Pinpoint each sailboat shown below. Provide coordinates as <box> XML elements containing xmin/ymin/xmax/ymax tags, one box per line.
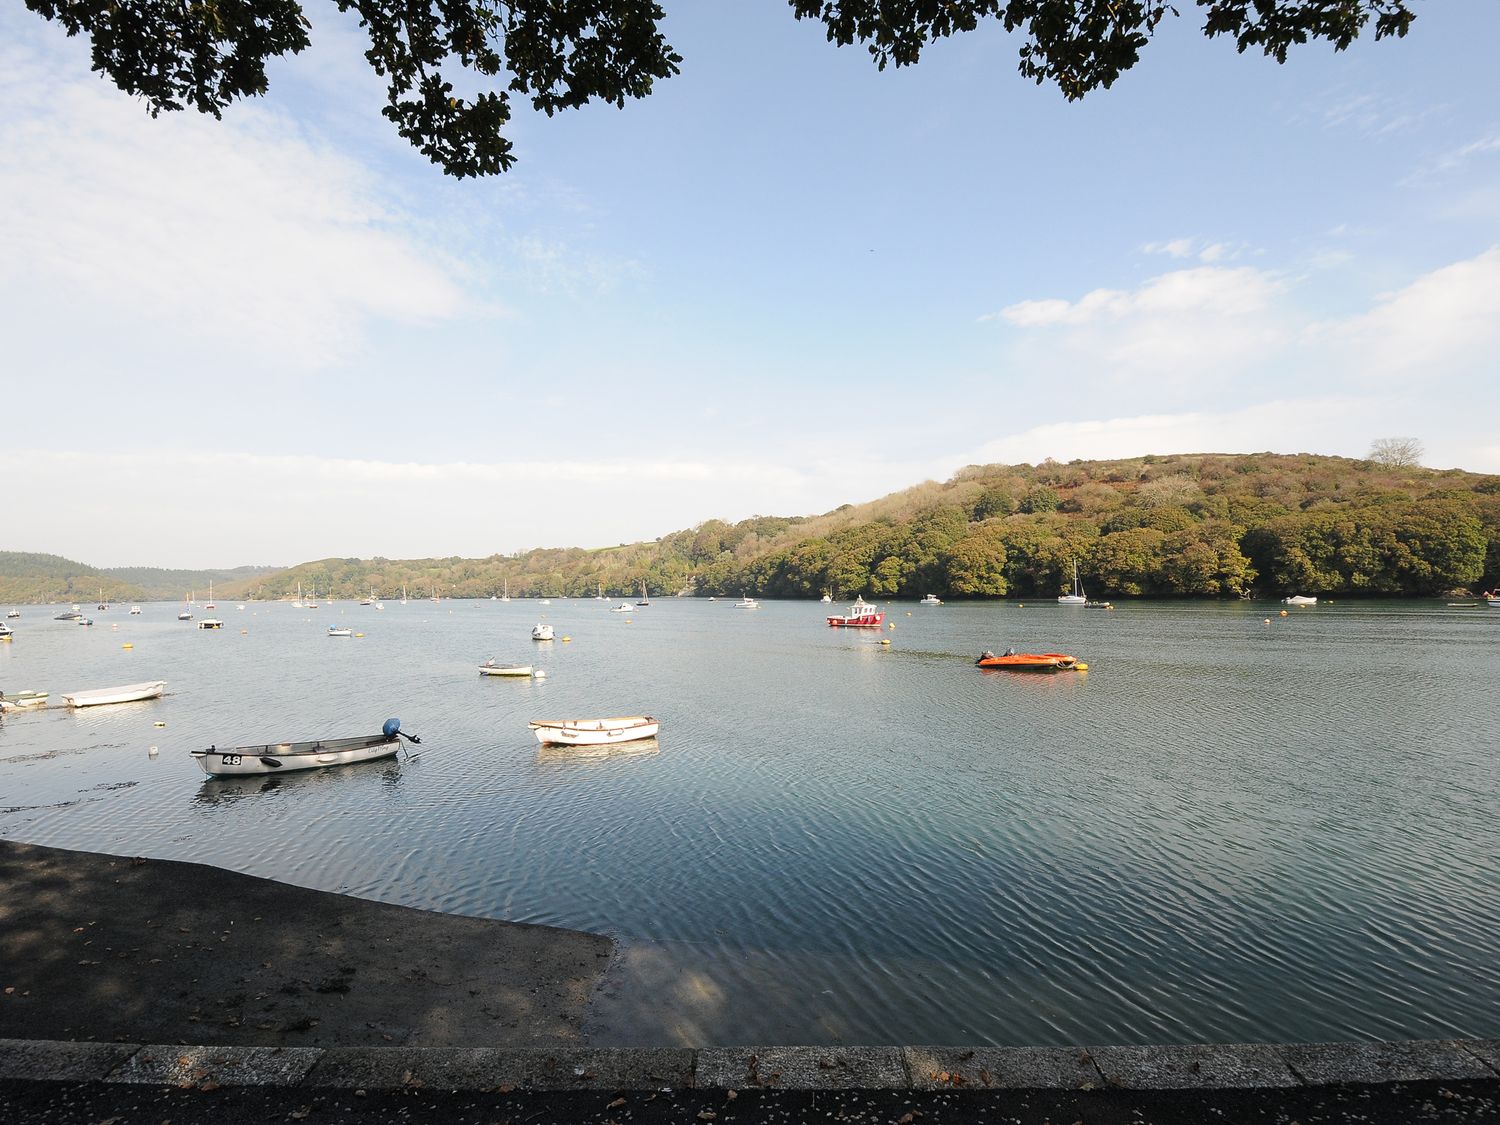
<box><xmin>401</xmin><ymin>584</ymin><xmax>408</xmax><ymax>605</ymax></box>
<box><xmin>596</xmin><ymin>582</ymin><xmax>605</xmax><ymax>600</ymax></box>
<box><xmin>292</xmin><ymin>582</ymin><xmax>305</xmax><ymax>609</ymax></box>
<box><xmin>205</xmin><ymin>581</ymin><xmax>215</xmax><ymax>610</ymax></box>
<box><xmin>97</xmin><ymin>585</ymin><xmax>109</xmax><ymax>610</ymax></box>
<box><xmin>1058</xmin><ymin>560</ymin><xmax>1087</xmax><ymax>605</ymax></box>
<box><xmin>637</xmin><ymin>579</ymin><xmax>650</xmax><ymax>607</ymax></box>
<box><xmin>501</xmin><ymin>579</ymin><xmax>510</xmax><ymax>603</ymax></box>
<box><xmin>178</xmin><ymin>592</ymin><xmax>193</xmax><ymax>621</ymax></box>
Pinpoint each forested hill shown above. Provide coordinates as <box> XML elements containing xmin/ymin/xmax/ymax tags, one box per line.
<box><xmin>223</xmin><ymin>452</ymin><xmax>1500</xmax><ymax>602</ymax></box>
<box><xmin>0</xmin><ymin>553</ymin><xmax>280</xmax><ymax>604</ymax></box>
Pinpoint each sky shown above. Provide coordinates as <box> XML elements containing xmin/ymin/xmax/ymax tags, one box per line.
<box><xmin>2</xmin><ymin>2</ymin><xmax>1497</xmax><ymax>569</ymax></box>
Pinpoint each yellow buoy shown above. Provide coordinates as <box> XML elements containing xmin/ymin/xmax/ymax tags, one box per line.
<box><xmin>122</xmin><ymin>642</ymin><xmax>133</xmax><ymax>649</ymax></box>
<box><xmin>354</xmin><ymin>632</ymin><xmax>364</xmax><ymax>637</ymax></box>
<box><xmin>241</xmin><ymin>629</ymin><xmax>248</xmax><ymax>634</ymax></box>
<box><xmin>1018</xmin><ymin>603</ymin><xmax>1024</xmax><ymax>608</ymax></box>
<box><xmin>562</xmin><ymin>636</ymin><xmax>572</xmax><ymax>642</ymax></box>
<box><xmin>1280</xmin><ymin>610</ymin><xmax>1288</xmax><ymax>617</ymax></box>
<box><xmin>906</xmin><ymin>612</ymin><xmax>912</xmax><ymax>616</ymax></box>
<box><xmin>1075</xmin><ymin>662</ymin><xmax>1088</xmax><ymax>671</ymax></box>
<box><xmin>880</xmin><ymin>638</ymin><xmax>891</xmax><ymax>645</ymax></box>
<box><xmin>153</xmin><ymin>721</ymin><xmax>166</xmax><ymax>728</ymax></box>
<box><xmin>888</xmin><ymin>622</ymin><xmax>895</xmax><ymax>629</ymax></box>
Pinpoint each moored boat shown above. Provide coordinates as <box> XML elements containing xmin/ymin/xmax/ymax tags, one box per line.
<box><xmin>197</xmin><ymin>618</ymin><xmax>224</xmax><ymax>629</ymax></box>
<box><xmin>610</xmin><ymin>602</ymin><xmax>634</xmax><ymax>612</ymax></box>
<box><xmin>0</xmin><ymin>689</ymin><xmax>48</xmax><ymax>711</ymax></box>
<box><xmin>328</xmin><ymin>625</ymin><xmax>353</xmax><ymax>637</ymax></box>
<box><xmin>1059</xmin><ymin>560</ymin><xmax>1087</xmax><ymax>605</ymax></box>
<box><xmin>5</xmin><ymin>609</ymin><xmax>19</xmax><ymax>618</ymax></box>
<box><xmin>531</xmin><ymin>623</ymin><xmax>555</xmax><ymax>640</ymax></box>
<box><xmin>827</xmin><ymin>596</ymin><xmax>883</xmax><ymax>627</ymax></box>
<box><xmin>191</xmin><ymin>717</ymin><xmax>419</xmax><ymax>777</ymax></box>
<box><xmin>480</xmin><ymin>661</ymin><xmax>533</xmax><ymax>677</ymax></box>
<box><xmin>54</xmin><ymin>610</ymin><xmax>83</xmax><ymax>621</ymax></box>
<box><xmin>1282</xmin><ymin>595</ymin><xmax>1318</xmax><ymax>606</ymax></box>
<box><xmin>0</xmin><ymin>623</ymin><xmax>11</xmax><ymax>640</ymax></box>
<box><xmin>734</xmin><ymin>596</ymin><xmax>760</xmax><ymax>609</ymax></box>
<box><xmin>975</xmin><ymin>650</ymin><xmax>1086</xmax><ymax>672</ymax></box>
<box><xmin>919</xmin><ymin>594</ymin><xmax>943</xmax><ymax>606</ymax></box>
<box><xmin>129</xmin><ymin>605</ymin><xmax>142</xmax><ymax>615</ymax></box>
<box><xmin>62</xmin><ymin>680</ymin><xmax>167</xmax><ymax>707</ymax></box>
<box><xmin>529</xmin><ymin>716</ymin><xmax>659</xmax><ymax>746</ymax></box>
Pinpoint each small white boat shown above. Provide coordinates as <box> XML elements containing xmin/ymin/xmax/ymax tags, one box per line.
<box><xmin>480</xmin><ymin>661</ymin><xmax>533</xmax><ymax>677</ymax></box>
<box><xmin>735</xmin><ymin>596</ymin><xmax>760</xmax><ymax>610</ymax></box>
<box><xmin>0</xmin><ymin>689</ymin><xmax>48</xmax><ymax>711</ymax></box>
<box><xmin>1283</xmin><ymin>595</ymin><xmax>1318</xmax><ymax>606</ymax></box>
<box><xmin>5</xmin><ymin>609</ymin><xmax>19</xmax><ymax>618</ymax></box>
<box><xmin>531</xmin><ymin>623</ymin><xmax>555</xmax><ymax>640</ymax></box>
<box><xmin>55</xmin><ymin>610</ymin><xmax>83</xmax><ymax>621</ymax></box>
<box><xmin>76</xmin><ymin>617</ymin><xmax>94</xmax><ymax>626</ymax></box>
<box><xmin>197</xmin><ymin>618</ymin><xmax>224</xmax><ymax>629</ymax></box>
<box><xmin>191</xmin><ymin>718</ymin><xmax>418</xmax><ymax>777</ymax></box>
<box><xmin>610</xmin><ymin>603</ymin><xmax>634</xmax><ymax>613</ymax></box>
<box><xmin>62</xmin><ymin>680</ymin><xmax>167</xmax><ymax>707</ymax></box>
<box><xmin>919</xmin><ymin>594</ymin><xmax>943</xmax><ymax>606</ymax></box>
<box><xmin>1059</xmin><ymin>560</ymin><xmax>1087</xmax><ymax>605</ymax></box>
<box><xmin>0</xmin><ymin>623</ymin><xmax>12</xmax><ymax>640</ymax></box>
<box><xmin>529</xmin><ymin>715</ymin><xmax>659</xmax><ymax>746</ymax></box>
<box><xmin>129</xmin><ymin>605</ymin><xmax>142</xmax><ymax>615</ymax></box>
<box><xmin>820</xmin><ymin>591</ymin><xmax>832</xmax><ymax>603</ymax></box>
<box><xmin>328</xmin><ymin>625</ymin><xmax>353</xmax><ymax>637</ymax></box>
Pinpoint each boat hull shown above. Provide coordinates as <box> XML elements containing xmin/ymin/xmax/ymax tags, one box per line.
<box><xmin>193</xmin><ymin>733</ymin><xmax>400</xmax><ymax>776</ymax></box>
<box><xmin>827</xmin><ymin>613</ymin><xmax>883</xmax><ymax>627</ymax></box>
<box><xmin>63</xmin><ymin>681</ymin><xmax>167</xmax><ymax>707</ymax></box>
<box><xmin>976</xmin><ymin>653</ymin><xmax>1080</xmax><ymax>672</ymax></box>
<box><xmin>480</xmin><ymin>664</ymin><xmax>533</xmax><ymax>677</ymax></box>
<box><xmin>529</xmin><ymin>717</ymin><xmax>659</xmax><ymax>746</ymax></box>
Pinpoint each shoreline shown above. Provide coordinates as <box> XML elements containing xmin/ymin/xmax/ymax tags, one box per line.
<box><xmin>2</xmin><ymin>840</ymin><xmax>1498</xmax><ymax>1098</ymax></box>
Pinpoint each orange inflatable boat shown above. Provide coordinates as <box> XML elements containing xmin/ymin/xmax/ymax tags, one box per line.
<box><xmin>975</xmin><ymin>650</ymin><xmax>1086</xmax><ymax>672</ymax></box>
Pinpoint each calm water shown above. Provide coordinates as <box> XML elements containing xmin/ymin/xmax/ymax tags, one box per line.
<box><xmin>2</xmin><ymin>597</ymin><xmax>1498</xmax><ymax>1046</ymax></box>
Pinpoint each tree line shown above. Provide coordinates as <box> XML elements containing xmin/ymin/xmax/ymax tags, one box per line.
<box><xmin>232</xmin><ymin>453</ymin><xmax>1500</xmax><ymax>602</ymax></box>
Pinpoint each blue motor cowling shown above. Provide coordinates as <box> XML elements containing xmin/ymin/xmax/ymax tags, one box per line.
<box><xmin>383</xmin><ymin>717</ymin><xmax>401</xmax><ymax>738</ymax></box>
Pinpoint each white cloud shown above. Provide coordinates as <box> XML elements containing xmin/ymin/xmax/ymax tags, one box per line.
<box><xmin>988</xmin><ymin>266</ymin><xmax>1290</xmax><ymax>388</ymax></box>
<box><xmin>1317</xmin><ymin>245</ymin><xmax>1500</xmax><ymax>380</ymax></box>
<box><xmin>0</xmin><ymin>38</ymin><xmax>475</xmax><ymax>371</ymax></box>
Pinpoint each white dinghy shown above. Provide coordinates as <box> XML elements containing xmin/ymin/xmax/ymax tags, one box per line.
<box><xmin>480</xmin><ymin>661</ymin><xmax>533</xmax><ymax>677</ymax></box>
<box><xmin>529</xmin><ymin>715</ymin><xmax>659</xmax><ymax>746</ymax></box>
<box><xmin>192</xmin><ymin>717</ymin><xmax>421</xmax><ymax>777</ymax></box>
<box><xmin>63</xmin><ymin>681</ymin><xmax>167</xmax><ymax>708</ymax></box>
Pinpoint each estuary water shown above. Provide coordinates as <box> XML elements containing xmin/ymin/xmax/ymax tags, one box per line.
<box><xmin>2</xmin><ymin>597</ymin><xmax>1498</xmax><ymax>1047</ymax></box>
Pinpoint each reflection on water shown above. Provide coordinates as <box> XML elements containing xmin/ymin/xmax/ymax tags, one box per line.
<box><xmin>536</xmin><ymin>737</ymin><xmax>661</xmax><ymax>765</ymax></box>
<box><xmin>2</xmin><ymin>597</ymin><xmax>1500</xmax><ymax>1046</ymax></box>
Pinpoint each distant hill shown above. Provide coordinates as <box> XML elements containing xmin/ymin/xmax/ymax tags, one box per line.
<box><xmin>0</xmin><ymin>553</ymin><xmax>281</xmax><ymax>604</ymax></box>
<box><xmin>222</xmin><ymin>452</ymin><xmax>1500</xmax><ymax>602</ymax></box>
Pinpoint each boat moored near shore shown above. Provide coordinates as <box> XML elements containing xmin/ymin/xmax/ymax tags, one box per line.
<box><xmin>529</xmin><ymin>716</ymin><xmax>659</xmax><ymax>746</ymax></box>
<box><xmin>828</xmin><ymin>596</ymin><xmax>883</xmax><ymax>627</ymax></box>
<box><xmin>191</xmin><ymin>717</ymin><xmax>420</xmax><ymax>776</ymax></box>
<box><xmin>976</xmin><ymin>650</ymin><xmax>1087</xmax><ymax>672</ymax></box>
<box><xmin>62</xmin><ymin>680</ymin><xmax>167</xmax><ymax>707</ymax></box>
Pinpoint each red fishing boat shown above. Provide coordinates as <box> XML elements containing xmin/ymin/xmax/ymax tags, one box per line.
<box><xmin>827</xmin><ymin>596</ymin><xmax>884</xmax><ymax>628</ymax></box>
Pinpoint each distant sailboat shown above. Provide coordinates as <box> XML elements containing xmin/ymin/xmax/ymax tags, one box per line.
<box><xmin>637</xmin><ymin>579</ymin><xmax>650</xmax><ymax>607</ymax></box>
<box><xmin>401</xmin><ymin>584</ymin><xmax>408</xmax><ymax>605</ymax></box>
<box><xmin>501</xmin><ymin>579</ymin><xmax>510</xmax><ymax>603</ymax></box>
<box><xmin>205</xmin><ymin>581</ymin><xmax>215</xmax><ymax>610</ymax></box>
<box><xmin>1058</xmin><ymin>560</ymin><xmax>1087</xmax><ymax>605</ymax></box>
<box><xmin>292</xmin><ymin>581</ymin><xmax>304</xmax><ymax>609</ymax></box>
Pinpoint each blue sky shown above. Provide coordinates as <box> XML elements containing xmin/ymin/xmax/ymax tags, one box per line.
<box><xmin>3</xmin><ymin>2</ymin><xmax>1497</xmax><ymax>567</ymax></box>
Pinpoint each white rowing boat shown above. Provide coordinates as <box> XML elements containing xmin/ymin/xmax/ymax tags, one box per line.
<box><xmin>529</xmin><ymin>715</ymin><xmax>659</xmax><ymax>746</ymax></box>
<box><xmin>62</xmin><ymin>680</ymin><xmax>167</xmax><ymax>708</ymax></box>
<box><xmin>191</xmin><ymin>718</ymin><xmax>419</xmax><ymax>776</ymax></box>
<box><xmin>480</xmin><ymin>661</ymin><xmax>533</xmax><ymax>677</ymax></box>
